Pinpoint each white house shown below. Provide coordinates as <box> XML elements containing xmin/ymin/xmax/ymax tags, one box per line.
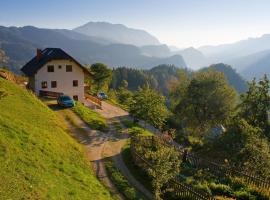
<box><xmin>21</xmin><ymin>48</ymin><xmax>91</xmax><ymax>102</ymax></box>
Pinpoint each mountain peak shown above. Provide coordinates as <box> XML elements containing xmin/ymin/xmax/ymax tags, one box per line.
<box><xmin>73</xmin><ymin>21</ymin><xmax>160</xmax><ymax>46</ymax></box>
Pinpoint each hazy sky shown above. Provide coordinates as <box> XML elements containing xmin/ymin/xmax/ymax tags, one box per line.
<box><xmin>1</xmin><ymin>0</ymin><xmax>270</xmax><ymax>48</ymax></box>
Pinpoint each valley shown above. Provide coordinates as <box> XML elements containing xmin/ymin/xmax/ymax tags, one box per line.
<box><xmin>1</xmin><ymin>1</ymin><xmax>270</xmax><ymax>199</ymax></box>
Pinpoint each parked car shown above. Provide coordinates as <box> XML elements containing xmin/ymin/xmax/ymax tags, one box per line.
<box><xmin>97</xmin><ymin>92</ymin><xmax>108</xmax><ymax>100</ymax></box>
<box><xmin>57</xmin><ymin>95</ymin><xmax>75</xmax><ymax>107</ymax></box>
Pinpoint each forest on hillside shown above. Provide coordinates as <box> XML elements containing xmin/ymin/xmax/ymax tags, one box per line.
<box><xmin>86</xmin><ymin>62</ymin><xmax>270</xmax><ymax>199</ymax></box>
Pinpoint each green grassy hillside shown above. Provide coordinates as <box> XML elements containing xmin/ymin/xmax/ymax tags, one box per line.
<box><xmin>0</xmin><ymin>78</ymin><xmax>113</xmax><ymax>200</ymax></box>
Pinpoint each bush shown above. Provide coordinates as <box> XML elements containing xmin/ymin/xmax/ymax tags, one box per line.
<box><xmin>249</xmin><ymin>190</ymin><xmax>269</xmax><ymax>200</ymax></box>
<box><xmin>195</xmin><ymin>182</ymin><xmax>212</xmax><ymax>195</ymax></box>
<box><xmin>209</xmin><ymin>182</ymin><xmax>233</xmax><ymax>196</ymax></box>
<box><xmin>124</xmin><ymin>187</ymin><xmax>137</xmax><ymax>199</ymax></box>
<box><xmin>105</xmin><ymin>161</ymin><xmax>143</xmax><ymax>200</ymax></box>
<box><xmin>72</xmin><ymin>102</ymin><xmax>108</xmax><ymax>131</ymax></box>
<box><xmin>127</xmin><ymin>127</ymin><xmax>152</xmax><ymax>136</ymax></box>
<box><xmin>235</xmin><ymin>190</ymin><xmax>256</xmax><ymax>200</ymax></box>
<box><xmin>187</xmin><ymin>135</ymin><xmax>204</xmax><ymax>149</ymax></box>
<box><xmin>122</xmin><ymin>119</ymin><xmax>137</xmax><ymax>128</ymax></box>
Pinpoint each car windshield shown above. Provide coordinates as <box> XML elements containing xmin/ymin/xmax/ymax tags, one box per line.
<box><xmin>99</xmin><ymin>92</ymin><xmax>105</xmax><ymax>95</ymax></box>
<box><xmin>61</xmin><ymin>96</ymin><xmax>72</xmax><ymax>101</ymax></box>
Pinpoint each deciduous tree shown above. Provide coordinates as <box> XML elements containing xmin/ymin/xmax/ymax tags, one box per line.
<box><xmin>173</xmin><ymin>70</ymin><xmax>237</xmax><ymax>136</ymax></box>
<box><xmin>145</xmin><ymin>146</ymin><xmax>181</xmax><ymax>200</ymax></box>
<box><xmin>89</xmin><ymin>63</ymin><xmax>112</xmax><ymax>93</ymax></box>
<box><xmin>238</xmin><ymin>75</ymin><xmax>270</xmax><ymax>139</ymax></box>
<box><xmin>129</xmin><ymin>84</ymin><xmax>168</xmax><ymax>129</ymax></box>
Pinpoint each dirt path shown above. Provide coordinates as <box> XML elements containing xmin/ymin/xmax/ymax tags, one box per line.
<box><xmin>91</xmin><ymin>100</ymin><xmax>129</xmax><ymax>119</ymax></box>
<box><xmin>89</xmin><ymin>100</ymin><xmax>154</xmax><ymax>200</ymax></box>
<box><xmin>44</xmin><ymin>99</ymin><xmax>124</xmax><ymax>200</ymax></box>
<box><xmin>108</xmin><ymin>119</ymin><xmax>154</xmax><ymax>200</ymax></box>
<box><xmin>48</xmin><ymin>99</ymin><xmax>153</xmax><ymax>200</ymax></box>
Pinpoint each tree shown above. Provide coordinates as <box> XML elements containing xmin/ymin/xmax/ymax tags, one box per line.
<box><xmin>173</xmin><ymin>70</ymin><xmax>237</xmax><ymax>136</ymax></box>
<box><xmin>116</xmin><ymin>80</ymin><xmax>133</xmax><ymax>108</ymax></box>
<box><xmin>110</xmin><ymin>67</ymin><xmax>152</xmax><ymax>91</ymax></box>
<box><xmin>129</xmin><ymin>84</ymin><xmax>168</xmax><ymax>129</ymax></box>
<box><xmin>219</xmin><ymin>118</ymin><xmax>270</xmax><ymax>177</ymax></box>
<box><xmin>89</xmin><ymin>63</ymin><xmax>112</xmax><ymax>93</ymax></box>
<box><xmin>168</xmin><ymin>68</ymin><xmax>191</xmax><ymax>110</ymax></box>
<box><xmin>145</xmin><ymin>146</ymin><xmax>181</xmax><ymax>200</ymax></box>
<box><xmin>237</xmin><ymin>75</ymin><xmax>270</xmax><ymax>139</ymax></box>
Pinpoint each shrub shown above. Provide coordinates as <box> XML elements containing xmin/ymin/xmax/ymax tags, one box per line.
<box><xmin>235</xmin><ymin>190</ymin><xmax>256</xmax><ymax>200</ymax></box>
<box><xmin>249</xmin><ymin>190</ymin><xmax>269</xmax><ymax>200</ymax></box>
<box><xmin>209</xmin><ymin>182</ymin><xmax>233</xmax><ymax>196</ymax></box>
<box><xmin>230</xmin><ymin>177</ymin><xmax>247</xmax><ymax>191</ymax></box>
<box><xmin>124</xmin><ymin>187</ymin><xmax>137</xmax><ymax>199</ymax></box>
<box><xmin>195</xmin><ymin>182</ymin><xmax>212</xmax><ymax>195</ymax></box>
<box><xmin>105</xmin><ymin>161</ymin><xmax>143</xmax><ymax>200</ymax></box>
<box><xmin>122</xmin><ymin>119</ymin><xmax>136</xmax><ymax>128</ymax></box>
<box><xmin>128</xmin><ymin>127</ymin><xmax>152</xmax><ymax>136</ymax></box>
<box><xmin>72</xmin><ymin>102</ymin><xmax>108</xmax><ymax>131</ymax></box>
<box><xmin>113</xmin><ymin>121</ymin><xmax>122</xmax><ymax>132</ymax></box>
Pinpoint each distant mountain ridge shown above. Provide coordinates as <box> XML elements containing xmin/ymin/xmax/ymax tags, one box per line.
<box><xmin>0</xmin><ymin>25</ymin><xmax>186</xmax><ymax>73</ymax></box>
<box><xmin>197</xmin><ymin>34</ymin><xmax>270</xmax><ymax>80</ymax></box>
<box><xmin>2</xmin><ymin>21</ymin><xmax>270</xmax><ymax>80</ymax></box>
<box><xmin>73</xmin><ymin>21</ymin><xmax>161</xmax><ymax>46</ymax></box>
<box><xmin>199</xmin><ymin>34</ymin><xmax>270</xmax><ymax>60</ymax></box>
<box><xmin>201</xmin><ymin>63</ymin><xmax>247</xmax><ymax>93</ymax></box>
<box><xmin>173</xmin><ymin>47</ymin><xmax>208</xmax><ymax>69</ymax></box>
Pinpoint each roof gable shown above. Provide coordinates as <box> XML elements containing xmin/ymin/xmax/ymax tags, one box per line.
<box><xmin>21</xmin><ymin>48</ymin><xmax>90</xmax><ymax>76</ymax></box>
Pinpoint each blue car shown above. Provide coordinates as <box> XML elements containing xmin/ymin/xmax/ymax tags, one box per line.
<box><xmin>97</xmin><ymin>92</ymin><xmax>108</xmax><ymax>100</ymax></box>
<box><xmin>57</xmin><ymin>95</ymin><xmax>75</xmax><ymax>107</ymax></box>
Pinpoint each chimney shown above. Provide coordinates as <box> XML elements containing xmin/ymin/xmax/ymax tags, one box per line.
<box><xmin>36</xmin><ymin>49</ymin><xmax>42</xmax><ymax>60</ymax></box>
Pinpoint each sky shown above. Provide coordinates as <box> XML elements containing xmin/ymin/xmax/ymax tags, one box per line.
<box><xmin>1</xmin><ymin>0</ymin><xmax>270</xmax><ymax>48</ymax></box>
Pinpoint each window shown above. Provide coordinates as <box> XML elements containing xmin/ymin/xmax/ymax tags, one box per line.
<box><xmin>73</xmin><ymin>80</ymin><xmax>78</xmax><ymax>87</ymax></box>
<box><xmin>47</xmin><ymin>65</ymin><xmax>54</xmax><ymax>72</ymax></box>
<box><xmin>51</xmin><ymin>81</ymin><xmax>57</xmax><ymax>88</ymax></box>
<box><xmin>73</xmin><ymin>95</ymin><xmax>78</xmax><ymax>101</ymax></box>
<box><xmin>66</xmin><ymin>65</ymin><xmax>72</xmax><ymax>72</ymax></box>
<box><xmin>41</xmin><ymin>81</ymin><xmax>47</xmax><ymax>89</ymax></box>
<box><xmin>58</xmin><ymin>65</ymin><xmax>62</xmax><ymax>69</ymax></box>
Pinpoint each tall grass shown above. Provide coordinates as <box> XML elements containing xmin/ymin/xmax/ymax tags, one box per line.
<box><xmin>0</xmin><ymin>78</ymin><xmax>113</xmax><ymax>199</ymax></box>
<box><xmin>73</xmin><ymin>102</ymin><xmax>109</xmax><ymax>131</ymax></box>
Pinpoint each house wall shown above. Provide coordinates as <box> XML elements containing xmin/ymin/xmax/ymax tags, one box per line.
<box><xmin>34</xmin><ymin>59</ymin><xmax>85</xmax><ymax>102</ymax></box>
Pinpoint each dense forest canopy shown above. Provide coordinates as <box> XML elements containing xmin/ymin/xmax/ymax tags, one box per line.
<box><xmin>200</xmin><ymin>63</ymin><xmax>248</xmax><ymax>93</ymax></box>
<box><xmin>110</xmin><ymin>63</ymin><xmax>246</xmax><ymax>97</ymax></box>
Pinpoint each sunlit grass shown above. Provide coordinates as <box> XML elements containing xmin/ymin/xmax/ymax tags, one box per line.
<box><xmin>0</xmin><ymin>78</ymin><xmax>113</xmax><ymax>199</ymax></box>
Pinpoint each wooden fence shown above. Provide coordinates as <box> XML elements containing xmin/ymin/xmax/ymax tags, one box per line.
<box><xmin>132</xmin><ymin>136</ymin><xmax>270</xmax><ymax>193</ymax></box>
<box><xmin>39</xmin><ymin>90</ymin><xmax>63</xmax><ymax>97</ymax></box>
<box><xmin>130</xmin><ymin>137</ymin><xmax>215</xmax><ymax>200</ymax></box>
<box><xmin>85</xmin><ymin>93</ymin><xmax>102</xmax><ymax>108</ymax></box>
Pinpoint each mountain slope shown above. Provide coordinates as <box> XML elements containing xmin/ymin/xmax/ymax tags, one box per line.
<box><xmin>0</xmin><ymin>78</ymin><xmax>112</xmax><ymax>199</ymax></box>
<box><xmin>174</xmin><ymin>47</ymin><xmax>208</xmax><ymax>69</ymax></box>
<box><xmin>241</xmin><ymin>53</ymin><xmax>270</xmax><ymax>80</ymax></box>
<box><xmin>73</xmin><ymin>21</ymin><xmax>160</xmax><ymax>46</ymax></box>
<box><xmin>199</xmin><ymin>34</ymin><xmax>270</xmax><ymax>62</ymax></box>
<box><xmin>54</xmin><ymin>29</ymin><xmax>113</xmax><ymax>44</ymax></box>
<box><xmin>0</xmin><ymin>26</ymin><xmax>186</xmax><ymax>72</ymax></box>
<box><xmin>140</xmin><ymin>44</ymin><xmax>171</xmax><ymax>57</ymax></box>
<box><xmin>201</xmin><ymin>63</ymin><xmax>247</xmax><ymax>93</ymax></box>
<box><xmin>224</xmin><ymin>50</ymin><xmax>270</xmax><ymax>80</ymax></box>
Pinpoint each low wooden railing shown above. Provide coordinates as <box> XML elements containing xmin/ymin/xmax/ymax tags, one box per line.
<box><xmin>39</xmin><ymin>90</ymin><xmax>63</xmax><ymax>97</ymax></box>
<box><xmin>85</xmin><ymin>93</ymin><xmax>102</xmax><ymax>108</ymax></box>
<box><xmin>130</xmin><ymin>137</ymin><xmax>215</xmax><ymax>200</ymax></box>
<box><xmin>133</xmin><ymin>136</ymin><xmax>270</xmax><ymax>194</ymax></box>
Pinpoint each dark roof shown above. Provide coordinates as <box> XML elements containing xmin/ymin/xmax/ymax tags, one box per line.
<box><xmin>21</xmin><ymin>48</ymin><xmax>91</xmax><ymax>76</ymax></box>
